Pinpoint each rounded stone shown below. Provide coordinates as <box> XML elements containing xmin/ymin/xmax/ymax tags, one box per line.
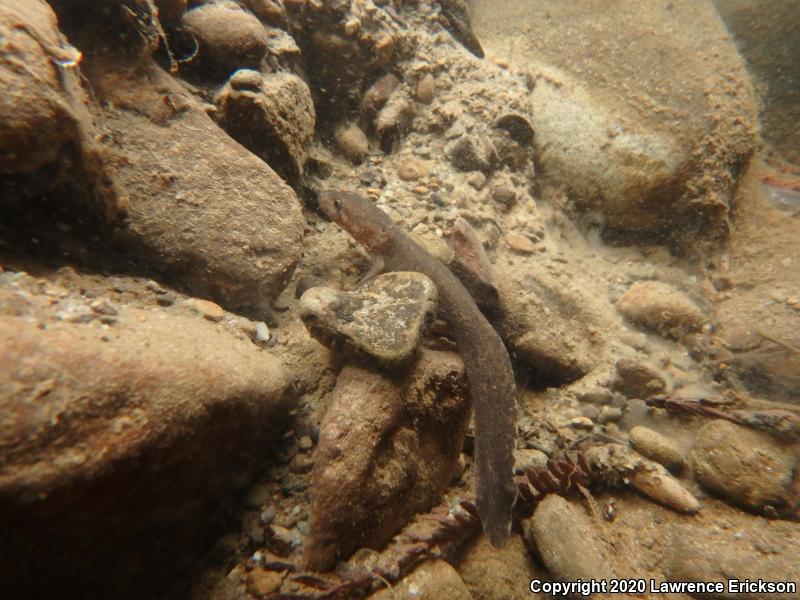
<box><xmin>629</xmin><ymin>426</ymin><xmax>685</xmax><ymax>472</ymax></box>
<box><xmin>616</xmin><ymin>280</ymin><xmax>706</xmax><ymax>339</ymax></box>
<box><xmin>415</xmin><ymin>73</ymin><xmax>436</xmax><ymax>105</ymax></box>
<box><xmin>334</xmin><ymin>123</ymin><xmax>370</xmax><ymax>164</ymax></box>
<box><xmin>181</xmin><ymin>3</ymin><xmax>268</xmax><ymax>74</ymax></box>
<box><xmin>691</xmin><ymin>419</ymin><xmax>796</xmax><ymax>512</ymax></box>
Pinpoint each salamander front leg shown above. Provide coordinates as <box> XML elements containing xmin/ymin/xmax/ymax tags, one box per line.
<box><xmin>356</xmin><ymin>255</ymin><xmax>385</xmax><ymax>288</ymax></box>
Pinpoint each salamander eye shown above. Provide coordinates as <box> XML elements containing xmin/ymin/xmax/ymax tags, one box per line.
<box><xmin>333</xmin><ymin>198</ymin><xmax>342</xmax><ymax>211</ymax></box>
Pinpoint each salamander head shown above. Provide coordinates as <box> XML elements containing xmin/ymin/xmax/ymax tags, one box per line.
<box><xmin>318</xmin><ymin>190</ymin><xmax>394</xmax><ymax>253</ymax></box>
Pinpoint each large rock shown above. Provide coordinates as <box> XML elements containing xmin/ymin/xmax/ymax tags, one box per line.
<box><xmin>0</xmin><ymin>0</ymin><xmax>119</xmax><ymax>219</ymax></box>
<box><xmin>83</xmin><ymin>54</ymin><xmax>305</xmax><ymax>313</ymax></box>
<box><xmin>691</xmin><ymin>419</ymin><xmax>797</xmax><ymax>513</ymax></box>
<box><xmin>457</xmin><ymin>535</ymin><xmax>547</xmax><ymax>600</ymax></box>
<box><xmin>472</xmin><ymin>0</ymin><xmax>758</xmax><ymax>240</ymax></box>
<box><xmin>0</xmin><ymin>273</ymin><xmax>292</xmax><ymax>599</ymax></box>
<box><xmin>369</xmin><ymin>560</ymin><xmax>473</xmax><ymax>600</ymax></box>
<box><xmin>215</xmin><ymin>69</ymin><xmax>315</xmax><ymax>182</ymax></box>
<box><xmin>714</xmin><ymin>0</ymin><xmax>800</xmax><ymax>164</ymax></box>
<box><xmin>495</xmin><ymin>264</ymin><xmax>603</xmax><ymax>383</ymax></box>
<box><xmin>304</xmin><ymin>350</ymin><xmax>469</xmax><ymax>571</ymax></box>
<box><xmin>525</xmin><ymin>495</ymin><xmax>618</xmax><ymax>583</ymax></box>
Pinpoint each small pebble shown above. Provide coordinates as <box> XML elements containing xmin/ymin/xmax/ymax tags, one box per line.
<box><xmin>513</xmin><ymin>448</ymin><xmax>548</xmax><ymax>474</ymax></box>
<box><xmin>246</xmin><ymin>568</ymin><xmax>283</xmax><ymax>596</ymax></box>
<box><xmin>568</xmin><ymin>416</ymin><xmax>594</xmax><ymax>430</ymax></box>
<box><xmin>266</xmin><ymin>525</ymin><xmax>294</xmax><ymax>556</ymax></box>
<box><xmin>415</xmin><ymin>73</ymin><xmax>436</xmax><ymax>104</ymax></box>
<box><xmin>244</xmin><ymin>514</ymin><xmax>265</xmax><ymax>544</ymax></box>
<box><xmin>334</xmin><ymin>123</ymin><xmax>369</xmax><ymax>164</ymax></box>
<box><xmin>397</xmin><ymin>157</ymin><xmax>430</xmax><ymax>181</ymax></box>
<box><xmin>490</xmin><ymin>185</ymin><xmax>517</xmax><ymax>208</ymax></box>
<box><xmin>597</xmin><ymin>405</ymin><xmax>623</xmax><ymax>424</ymax></box>
<box><xmin>254</xmin><ymin>321</ymin><xmax>271</xmax><ymax>346</ymax></box>
<box><xmin>506</xmin><ymin>231</ymin><xmax>536</xmax><ymax>254</ymax></box>
<box><xmin>290</xmin><ymin>453</ymin><xmax>314</xmax><ymax>473</ymax></box>
<box><xmin>466</xmin><ymin>171</ymin><xmax>486</xmax><ymax>190</ymax></box>
<box><xmin>362</xmin><ymin>73</ymin><xmax>400</xmax><ymax>113</ymax></box>
<box><xmin>260</xmin><ymin>505</ymin><xmax>276</xmax><ymax>525</ymax></box>
<box><xmin>298</xmin><ymin>435</ymin><xmax>313</xmax><ymax>451</ymax></box>
<box><xmin>580</xmin><ymin>404</ymin><xmax>600</xmax><ymax>420</ymax></box>
<box><xmin>184</xmin><ymin>298</ymin><xmax>224</xmax><ymax>321</ymax></box>
<box><xmin>629</xmin><ymin>426</ymin><xmax>685</xmax><ymax>472</ymax></box>
<box><xmin>156</xmin><ymin>293</ymin><xmax>176</xmax><ymax>307</ymax></box>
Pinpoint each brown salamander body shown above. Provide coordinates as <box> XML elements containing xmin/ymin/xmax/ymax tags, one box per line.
<box><xmin>318</xmin><ymin>190</ymin><xmax>517</xmax><ymax>545</ymax></box>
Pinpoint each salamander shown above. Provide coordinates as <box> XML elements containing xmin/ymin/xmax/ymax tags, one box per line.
<box><xmin>318</xmin><ymin>190</ymin><xmax>517</xmax><ymax>545</ymax></box>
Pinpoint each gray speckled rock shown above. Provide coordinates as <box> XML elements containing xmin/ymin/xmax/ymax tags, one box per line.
<box><xmin>299</xmin><ymin>272</ymin><xmax>438</xmax><ymax>367</ymax></box>
<box><xmin>472</xmin><ymin>0</ymin><xmax>757</xmax><ymax>240</ymax></box>
<box><xmin>691</xmin><ymin>419</ymin><xmax>797</xmax><ymax>513</ymax></box>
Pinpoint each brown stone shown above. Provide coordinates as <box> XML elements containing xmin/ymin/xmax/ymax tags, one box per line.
<box><xmin>85</xmin><ymin>55</ymin><xmax>304</xmax><ymax>313</ymax></box>
<box><xmin>0</xmin><ymin>306</ymin><xmax>290</xmax><ymax>598</ymax></box>
<box><xmin>304</xmin><ymin>350</ymin><xmax>469</xmax><ymax>571</ymax></box>
<box><xmin>415</xmin><ymin>73</ymin><xmax>436</xmax><ymax>105</ymax></box>
<box><xmin>691</xmin><ymin>419</ymin><xmax>796</xmax><ymax>512</ymax></box>
<box><xmin>369</xmin><ymin>560</ymin><xmax>472</xmax><ymax>600</ymax></box>
<box><xmin>181</xmin><ymin>3</ymin><xmax>269</xmax><ymax>74</ymax></box>
<box><xmin>616</xmin><ymin>281</ymin><xmax>706</xmax><ymax>339</ymax></box>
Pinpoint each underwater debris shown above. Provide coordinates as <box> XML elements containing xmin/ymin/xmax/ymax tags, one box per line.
<box><xmin>260</xmin><ymin>497</ymin><xmax>482</xmax><ymax>599</ymax></box>
<box><xmin>647</xmin><ymin>395</ymin><xmax>800</xmax><ymax>442</ymax></box>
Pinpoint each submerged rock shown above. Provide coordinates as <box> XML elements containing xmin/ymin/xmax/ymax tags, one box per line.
<box><xmin>445</xmin><ymin>135</ymin><xmax>492</xmax><ymax>172</ymax></box>
<box><xmin>458</xmin><ymin>534</ymin><xmax>544</xmax><ymax>600</ymax></box>
<box><xmin>85</xmin><ymin>55</ymin><xmax>304</xmax><ymax>313</ymax></box>
<box><xmin>369</xmin><ymin>560</ymin><xmax>472</xmax><ymax>600</ymax></box>
<box><xmin>299</xmin><ymin>272</ymin><xmax>438</xmax><ymax>367</ymax></box>
<box><xmin>691</xmin><ymin>419</ymin><xmax>797</xmax><ymax>513</ymax></box>
<box><xmin>665</xmin><ymin>521</ymin><xmax>800</xmax><ymax>600</ymax></box>
<box><xmin>611</xmin><ymin>359</ymin><xmax>667</xmax><ymax>399</ymax></box>
<box><xmin>495</xmin><ymin>269</ymin><xmax>602</xmax><ymax>383</ymax></box>
<box><xmin>304</xmin><ymin>350</ymin><xmax>469</xmax><ymax>571</ymax></box>
<box><xmin>334</xmin><ymin>122</ymin><xmax>370</xmax><ymax>164</ymax></box>
<box><xmin>526</xmin><ymin>495</ymin><xmax>617</xmax><ymax>583</ymax></box>
<box><xmin>181</xmin><ymin>3</ymin><xmax>269</xmax><ymax>75</ymax></box>
<box><xmin>215</xmin><ymin>70</ymin><xmax>316</xmax><ymax>181</ymax></box>
<box><xmin>629</xmin><ymin>426</ymin><xmax>685</xmax><ymax>472</ymax></box>
<box><xmin>0</xmin><ymin>0</ymin><xmax>119</xmax><ymax>220</ymax></box>
<box><xmin>0</xmin><ymin>299</ymin><xmax>291</xmax><ymax>597</ymax></box>
<box><xmin>616</xmin><ymin>281</ymin><xmax>706</xmax><ymax>339</ymax></box>
<box><xmin>471</xmin><ymin>0</ymin><xmax>758</xmax><ymax>241</ymax></box>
